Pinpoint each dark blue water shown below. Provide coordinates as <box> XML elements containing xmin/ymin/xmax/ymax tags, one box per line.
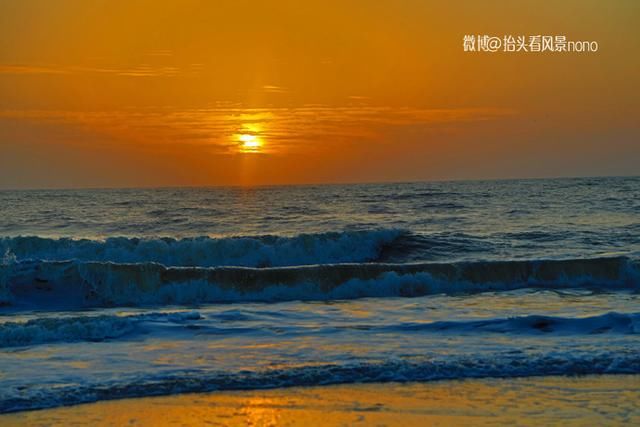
<box><xmin>0</xmin><ymin>176</ymin><xmax>638</xmax><ymax>412</ymax></box>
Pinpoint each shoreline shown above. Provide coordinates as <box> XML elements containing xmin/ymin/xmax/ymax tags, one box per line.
<box><xmin>2</xmin><ymin>374</ymin><xmax>638</xmax><ymax>426</ymax></box>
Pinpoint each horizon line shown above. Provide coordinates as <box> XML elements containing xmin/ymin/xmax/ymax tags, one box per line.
<box><xmin>1</xmin><ymin>173</ymin><xmax>638</xmax><ymax>192</ymax></box>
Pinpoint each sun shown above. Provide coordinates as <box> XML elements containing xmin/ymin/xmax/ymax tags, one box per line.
<box><xmin>236</xmin><ymin>133</ymin><xmax>263</xmax><ymax>153</ymax></box>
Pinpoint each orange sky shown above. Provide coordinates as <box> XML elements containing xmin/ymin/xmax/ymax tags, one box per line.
<box><xmin>0</xmin><ymin>0</ymin><xmax>638</xmax><ymax>188</ymax></box>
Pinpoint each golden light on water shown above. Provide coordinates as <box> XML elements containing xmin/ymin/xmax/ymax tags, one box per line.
<box><xmin>7</xmin><ymin>376</ymin><xmax>637</xmax><ymax>425</ymax></box>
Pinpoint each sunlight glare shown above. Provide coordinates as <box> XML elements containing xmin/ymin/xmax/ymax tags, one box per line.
<box><xmin>236</xmin><ymin>133</ymin><xmax>263</xmax><ymax>153</ymax></box>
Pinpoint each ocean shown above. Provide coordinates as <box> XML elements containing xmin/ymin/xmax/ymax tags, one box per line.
<box><xmin>0</xmin><ymin>176</ymin><xmax>638</xmax><ymax>413</ymax></box>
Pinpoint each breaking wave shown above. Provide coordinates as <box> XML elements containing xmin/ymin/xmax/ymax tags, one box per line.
<box><xmin>0</xmin><ymin>230</ymin><xmax>405</xmax><ymax>268</ymax></box>
<box><xmin>1</xmin><ymin>256</ymin><xmax>637</xmax><ymax>309</ymax></box>
<box><xmin>0</xmin><ymin>311</ymin><xmax>201</xmax><ymax>347</ymax></box>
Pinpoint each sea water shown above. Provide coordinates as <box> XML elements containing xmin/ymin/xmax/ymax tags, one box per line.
<box><xmin>0</xmin><ymin>176</ymin><xmax>638</xmax><ymax>412</ymax></box>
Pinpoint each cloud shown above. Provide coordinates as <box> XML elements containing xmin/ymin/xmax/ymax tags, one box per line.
<box><xmin>0</xmin><ymin>63</ymin><xmax>182</xmax><ymax>77</ymax></box>
<box><xmin>0</xmin><ymin>105</ymin><xmax>515</xmax><ymax>154</ymax></box>
<box><xmin>0</xmin><ymin>65</ymin><xmax>70</xmax><ymax>75</ymax></box>
<box><xmin>262</xmin><ymin>85</ymin><xmax>288</xmax><ymax>94</ymax></box>
<box><xmin>146</xmin><ymin>50</ymin><xmax>173</xmax><ymax>57</ymax></box>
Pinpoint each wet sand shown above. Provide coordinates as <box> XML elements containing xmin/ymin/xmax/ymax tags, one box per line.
<box><xmin>2</xmin><ymin>375</ymin><xmax>638</xmax><ymax>426</ymax></box>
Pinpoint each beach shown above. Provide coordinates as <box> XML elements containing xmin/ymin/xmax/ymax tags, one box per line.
<box><xmin>2</xmin><ymin>375</ymin><xmax>638</xmax><ymax>426</ymax></box>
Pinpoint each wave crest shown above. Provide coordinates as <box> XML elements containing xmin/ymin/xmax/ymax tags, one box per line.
<box><xmin>0</xmin><ymin>311</ymin><xmax>201</xmax><ymax>347</ymax></box>
<box><xmin>1</xmin><ymin>256</ymin><xmax>637</xmax><ymax>309</ymax></box>
<box><xmin>2</xmin><ymin>311</ymin><xmax>635</xmax><ymax>348</ymax></box>
<box><xmin>0</xmin><ymin>230</ymin><xmax>404</xmax><ymax>268</ymax></box>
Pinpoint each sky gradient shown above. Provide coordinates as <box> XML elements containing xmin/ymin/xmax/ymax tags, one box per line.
<box><xmin>0</xmin><ymin>0</ymin><xmax>638</xmax><ymax>188</ymax></box>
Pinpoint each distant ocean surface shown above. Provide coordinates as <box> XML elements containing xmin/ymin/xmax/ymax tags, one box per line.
<box><xmin>0</xmin><ymin>176</ymin><xmax>639</xmax><ymax>412</ymax></box>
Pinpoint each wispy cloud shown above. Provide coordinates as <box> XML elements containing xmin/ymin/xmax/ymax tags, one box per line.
<box><xmin>146</xmin><ymin>50</ymin><xmax>173</xmax><ymax>57</ymax></box>
<box><xmin>262</xmin><ymin>85</ymin><xmax>288</xmax><ymax>94</ymax></box>
<box><xmin>0</xmin><ymin>65</ymin><xmax>71</xmax><ymax>75</ymax></box>
<box><xmin>0</xmin><ymin>63</ymin><xmax>182</xmax><ymax>77</ymax></box>
<box><xmin>0</xmin><ymin>105</ymin><xmax>515</xmax><ymax>154</ymax></box>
